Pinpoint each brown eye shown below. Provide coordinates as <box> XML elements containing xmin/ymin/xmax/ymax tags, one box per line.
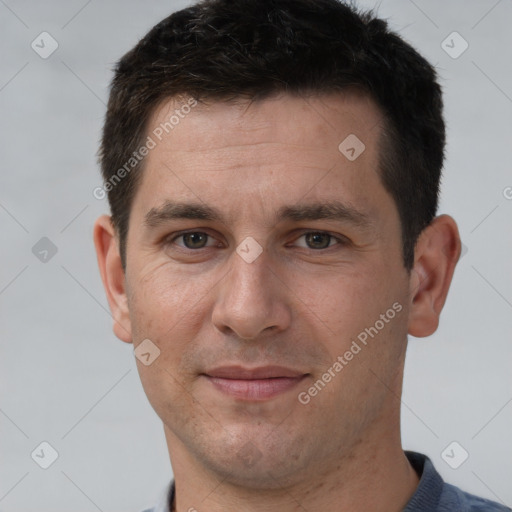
<box><xmin>303</xmin><ymin>232</ymin><xmax>335</xmax><ymax>249</ymax></box>
<box><xmin>179</xmin><ymin>232</ymin><xmax>210</xmax><ymax>249</ymax></box>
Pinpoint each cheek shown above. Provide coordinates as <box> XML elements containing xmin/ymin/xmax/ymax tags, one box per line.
<box><xmin>127</xmin><ymin>265</ymin><xmax>210</xmax><ymax>414</ymax></box>
<box><xmin>299</xmin><ymin>262</ymin><xmax>407</xmax><ymax>363</ymax></box>
<box><xmin>294</xmin><ymin>267</ymin><xmax>382</xmax><ymax>338</ymax></box>
<box><xmin>127</xmin><ymin>261</ymin><xmax>213</xmax><ymax>353</ymax></box>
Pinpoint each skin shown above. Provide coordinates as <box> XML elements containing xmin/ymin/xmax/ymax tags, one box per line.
<box><xmin>94</xmin><ymin>90</ymin><xmax>461</xmax><ymax>512</ymax></box>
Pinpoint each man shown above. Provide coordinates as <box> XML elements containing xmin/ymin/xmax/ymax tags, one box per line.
<box><xmin>93</xmin><ymin>0</ymin><xmax>509</xmax><ymax>511</ymax></box>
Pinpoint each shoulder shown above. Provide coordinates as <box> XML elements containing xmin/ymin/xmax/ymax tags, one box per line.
<box><xmin>404</xmin><ymin>451</ymin><xmax>510</xmax><ymax>512</ymax></box>
<box><xmin>440</xmin><ymin>483</ymin><xmax>511</xmax><ymax>512</ymax></box>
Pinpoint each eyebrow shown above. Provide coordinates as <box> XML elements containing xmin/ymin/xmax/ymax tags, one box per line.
<box><xmin>144</xmin><ymin>200</ymin><xmax>374</xmax><ymax>230</ymax></box>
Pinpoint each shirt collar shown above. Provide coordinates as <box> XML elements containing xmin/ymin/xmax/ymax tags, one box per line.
<box><xmin>403</xmin><ymin>450</ymin><xmax>444</xmax><ymax>511</ymax></box>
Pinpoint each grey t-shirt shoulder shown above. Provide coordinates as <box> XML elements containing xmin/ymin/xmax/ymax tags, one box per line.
<box><xmin>140</xmin><ymin>451</ymin><xmax>511</xmax><ymax>511</ymax></box>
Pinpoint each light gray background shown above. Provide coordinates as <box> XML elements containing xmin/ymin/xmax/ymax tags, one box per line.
<box><xmin>1</xmin><ymin>1</ymin><xmax>511</xmax><ymax>511</ymax></box>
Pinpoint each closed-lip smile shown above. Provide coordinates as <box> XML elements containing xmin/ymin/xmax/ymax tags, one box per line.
<box><xmin>202</xmin><ymin>365</ymin><xmax>309</xmax><ymax>401</ymax></box>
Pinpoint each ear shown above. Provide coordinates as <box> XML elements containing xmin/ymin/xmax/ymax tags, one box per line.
<box><xmin>407</xmin><ymin>214</ymin><xmax>461</xmax><ymax>338</ymax></box>
<box><xmin>93</xmin><ymin>214</ymin><xmax>133</xmax><ymax>344</ymax></box>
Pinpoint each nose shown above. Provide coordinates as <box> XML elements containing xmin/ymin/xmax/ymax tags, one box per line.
<box><xmin>211</xmin><ymin>245</ymin><xmax>292</xmax><ymax>341</ymax></box>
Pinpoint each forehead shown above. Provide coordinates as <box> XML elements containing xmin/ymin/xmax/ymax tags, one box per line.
<box><xmin>131</xmin><ymin>90</ymin><xmax>391</xmax><ymax>229</ymax></box>
<box><xmin>147</xmin><ymin>89</ymin><xmax>383</xmax><ymax>155</ymax></box>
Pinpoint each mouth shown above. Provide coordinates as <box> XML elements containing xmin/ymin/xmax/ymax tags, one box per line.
<box><xmin>201</xmin><ymin>366</ymin><xmax>309</xmax><ymax>401</ymax></box>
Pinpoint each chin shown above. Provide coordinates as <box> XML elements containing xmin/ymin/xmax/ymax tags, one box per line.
<box><xmin>193</xmin><ymin>429</ymin><xmax>311</xmax><ymax>490</ymax></box>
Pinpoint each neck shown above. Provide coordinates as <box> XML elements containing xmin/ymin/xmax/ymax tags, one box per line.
<box><xmin>165</xmin><ymin>415</ymin><xmax>419</xmax><ymax>512</ymax></box>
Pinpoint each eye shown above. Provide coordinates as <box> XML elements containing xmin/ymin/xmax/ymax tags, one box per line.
<box><xmin>171</xmin><ymin>231</ymin><xmax>217</xmax><ymax>249</ymax></box>
<box><xmin>293</xmin><ymin>232</ymin><xmax>344</xmax><ymax>250</ymax></box>
<box><xmin>165</xmin><ymin>230</ymin><xmax>347</xmax><ymax>253</ymax></box>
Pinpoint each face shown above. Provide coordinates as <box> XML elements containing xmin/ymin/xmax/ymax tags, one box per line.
<box><xmin>111</xmin><ymin>91</ymin><xmax>416</xmax><ymax>487</ymax></box>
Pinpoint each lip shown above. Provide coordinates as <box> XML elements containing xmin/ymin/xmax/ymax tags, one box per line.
<box><xmin>204</xmin><ymin>365</ymin><xmax>306</xmax><ymax>379</ymax></box>
<box><xmin>202</xmin><ymin>366</ymin><xmax>309</xmax><ymax>401</ymax></box>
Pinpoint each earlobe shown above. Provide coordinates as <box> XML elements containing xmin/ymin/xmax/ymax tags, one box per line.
<box><xmin>407</xmin><ymin>215</ymin><xmax>461</xmax><ymax>338</ymax></box>
<box><xmin>93</xmin><ymin>214</ymin><xmax>133</xmax><ymax>344</ymax></box>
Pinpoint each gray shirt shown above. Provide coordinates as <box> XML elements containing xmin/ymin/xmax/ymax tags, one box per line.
<box><xmin>141</xmin><ymin>451</ymin><xmax>511</xmax><ymax>511</ymax></box>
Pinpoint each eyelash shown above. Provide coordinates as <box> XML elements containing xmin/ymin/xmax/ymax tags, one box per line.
<box><xmin>166</xmin><ymin>230</ymin><xmax>348</xmax><ymax>251</ymax></box>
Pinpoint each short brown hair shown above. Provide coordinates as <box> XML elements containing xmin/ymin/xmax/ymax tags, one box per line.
<box><xmin>98</xmin><ymin>0</ymin><xmax>445</xmax><ymax>271</ymax></box>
